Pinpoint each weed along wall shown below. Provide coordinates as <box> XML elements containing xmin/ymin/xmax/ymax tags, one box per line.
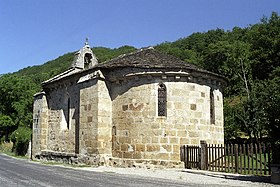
<box><xmin>32</xmin><ymin>44</ymin><xmax>227</xmax><ymax>168</ymax></box>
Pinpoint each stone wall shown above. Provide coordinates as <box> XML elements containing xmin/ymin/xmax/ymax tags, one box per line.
<box><xmin>45</xmin><ymin>80</ymin><xmax>80</xmax><ymax>153</ymax></box>
<box><xmin>33</xmin><ymin>67</ymin><xmax>224</xmax><ymax>168</ymax></box>
<box><xmin>78</xmin><ymin>72</ymin><xmax>112</xmax><ymax>156</ymax></box>
<box><xmin>110</xmin><ymin>71</ymin><xmax>224</xmax><ymax>163</ymax></box>
<box><xmin>32</xmin><ymin>92</ymin><xmax>49</xmax><ymax>158</ymax></box>
<box><xmin>95</xmin><ymin>76</ymin><xmax>112</xmax><ymax>155</ymax></box>
<box><xmin>79</xmin><ymin>79</ymin><xmax>99</xmax><ymax>155</ymax></box>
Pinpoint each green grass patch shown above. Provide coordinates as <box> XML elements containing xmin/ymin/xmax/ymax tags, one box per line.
<box><xmin>209</xmin><ymin>153</ymin><xmax>271</xmax><ymax>175</ymax></box>
<box><xmin>0</xmin><ymin>142</ymin><xmax>28</xmax><ymax>159</ymax></box>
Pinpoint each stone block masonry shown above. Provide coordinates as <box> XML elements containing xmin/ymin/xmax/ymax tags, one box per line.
<box><xmin>32</xmin><ymin>46</ymin><xmax>226</xmax><ymax>168</ymax></box>
<box><xmin>111</xmin><ymin>73</ymin><xmax>224</xmax><ymax>164</ymax></box>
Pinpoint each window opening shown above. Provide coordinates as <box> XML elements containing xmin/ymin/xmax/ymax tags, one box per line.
<box><xmin>84</xmin><ymin>53</ymin><xmax>92</xmax><ymax>69</ymax></box>
<box><xmin>112</xmin><ymin>126</ymin><xmax>117</xmax><ymax>136</ymax></box>
<box><xmin>158</xmin><ymin>83</ymin><xmax>167</xmax><ymax>116</ymax></box>
<box><xmin>34</xmin><ymin>110</ymin><xmax>40</xmax><ymax>128</ymax></box>
<box><xmin>66</xmin><ymin>98</ymin><xmax>70</xmax><ymax>129</ymax></box>
<box><xmin>210</xmin><ymin>89</ymin><xmax>215</xmax><ymax>124</ymax></box>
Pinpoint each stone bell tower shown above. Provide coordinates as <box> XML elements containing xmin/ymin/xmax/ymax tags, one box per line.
<box><xmin>72</xmin><ymin>38</ymin><xmax>98</xmax><ymax>70</ymax></box>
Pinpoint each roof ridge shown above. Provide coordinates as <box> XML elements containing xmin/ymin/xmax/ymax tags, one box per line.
<box><xmin>97</xmin><ymin>47</ymin><xmax>198</xmax><ymax>69</ymax></box>
<box><xmin>104</xmin><ymin>46</ymin><xmax>155</xmax><ymax>64</ymax></box>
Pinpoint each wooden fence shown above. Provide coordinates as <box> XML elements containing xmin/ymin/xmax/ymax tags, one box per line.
<box><xmin>180</xmin><ymin>144</ymin><xmax>200</xmax><ymax>169</ymax></box>
<box><xmin>180</xmin><ymin>141</ymin><xmax>271</xmax><ymax>175</ymax></box>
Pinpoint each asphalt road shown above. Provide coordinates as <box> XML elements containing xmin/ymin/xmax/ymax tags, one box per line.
<box><xmin>0</xmin><ymin>154</ymin><xmax>200</xmax><ymax>187</ymax></box>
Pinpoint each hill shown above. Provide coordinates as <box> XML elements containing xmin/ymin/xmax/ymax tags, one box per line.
<box><xmin>0</xmin><ymin>12</ymin><xmax>279</xmax><ymax>161</ymax></box>
<box><xmin>15</xmin><ymin>45</ymin><xmax>137</xmax><ymax>85</ymax></box>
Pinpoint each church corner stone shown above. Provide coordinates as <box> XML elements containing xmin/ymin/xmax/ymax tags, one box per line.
<box><xmin>32</xmin><ymin>42</ymin><xmax>227</xmax><ymax>168</ymax></box>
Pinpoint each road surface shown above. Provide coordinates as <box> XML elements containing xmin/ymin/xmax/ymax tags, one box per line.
<box><xmin>0</xmin><ymin>154</ymin><xmax>197</xmax><ymax>187</ymax></box>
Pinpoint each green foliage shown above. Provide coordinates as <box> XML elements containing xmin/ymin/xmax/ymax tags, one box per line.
<box><xmin>201</xmin><ymin>40</ymin><xmax>253</xmax><ymax>96</ymax></box>
<box><xmin>247</xmin><ymin>12</ymin><xmax>280</xmax><ymax>81</ymax></box>
<box><xmin>0</xmin><ymin>74</ymin><xmax>39</xmax><ymax>144</ymax></box>
<box><xmin>94</xmin><ymin>45</ymin><xmax>136</xmax><ymax>63</ymax></box>
<box><xmin>0</xmin><ymin>45</ymin><xmax>137</xmax><ymax>149</ymax></box>
<box><xmin>155</xmin><ymin>13</ymin><xmax>280</xmax><ymax>145</ymax></box>
<box><xmin>16</xmin><ymin>52</ymin><xmax>75</xmax><ymax>85</ymax></box>
<box><xmin>155</xmin><ymin>29</ymin><xmax>226</xmax><ymax>67</ymax></box>
<box><xmin>0</xmin><ymin>12</ymin><xmax>279</xmax><ymax>161</ymax></box>
<box><xmin>236</xmin><ymin>92</ymin><xmax>269</xmax><ymax>142</ymax></box>
<box><xmin>10</xmin><ymin>126</ymin><xmax>32</xmax><ymax>156</ymax></box>
<box><xmin>15</xmin><ymin>46</ymin><xmax>137</xmax><ymax>85</ymax></box>
<box><xmin>223</xmin><ymin>98</ymin><xmax>242</xmax><ymax>142</ymax></box>
<box><xmin>253</xmin><ymin>71</ymin><xmax>280</xmax><ymax>163</ymax></box>
<box><xmin>0</xmin><ymin>115</ymin><xmax>15</xmax><ymax>142</ymax></box>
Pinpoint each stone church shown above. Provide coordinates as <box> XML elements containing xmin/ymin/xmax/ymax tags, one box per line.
<box><xmin>32</xmin><ymin>41</ymin><xmax>226</xmax><ymax>167</ymax></box>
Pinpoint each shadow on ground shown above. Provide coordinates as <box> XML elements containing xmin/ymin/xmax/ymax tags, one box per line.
<box><xmin>182</xmin><ymin>170</ymin><xmax>272</xmax><ymax>184</ymax></box>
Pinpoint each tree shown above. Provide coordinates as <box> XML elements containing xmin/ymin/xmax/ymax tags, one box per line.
<box><xmin>235</xmin><ymin>90</ymin><xmax>269</xmax><ymax>143</ymax></box>
<box><xmin>10</xmin><ymin>126</ymin><xmax>32</xmax><ymax>155</ymax></box>
<box><xmin>223</xmin><ymin>98</ymin><xmax>241</xmax><ymax>142</ymax></box>
<box><xmin>0</xmin><ymin>115</ymin><xmax>15</xmax><ymax>142</ymax></box>
<box><xmin>0</xmin><ymin>12</ymin><xmax>279</xmax><ymax>157</ymax></box>
<box><xmin>0</xmin><ymin>74</ymin><xmax>39</xmax><ymax>142</ymax></box>
<box><xmin>255</xmin><ymin>68</ymin><xmax>280</xmax><ymax>163</ymax></box>
<box><xmin>247</xmin><ymin>12</ymin><xmax>280</xmax><ymax>80</ymax></box>
<box><xmin>201</xmin><ymin>40</ymin><xmax>253</xmax><ymax>97</ymax></box>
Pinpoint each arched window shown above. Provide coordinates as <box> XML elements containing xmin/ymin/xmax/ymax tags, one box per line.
<box><xmin>158</xmin><ymin>83</ymin><xmax>167</xmax><ymax>116</ymax></box>
<box><xmin>84</xmin><ymin>53</ymin><xmax>92</xmax><ymax>69</ymax></box>
<box><xmin>210</xmin><ymin>89</ymin><xmax>215</xmax><ymax>124</ymax></box>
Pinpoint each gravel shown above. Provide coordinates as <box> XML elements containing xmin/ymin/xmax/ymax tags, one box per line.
<box><xmin>79</xmin><ymin>166</ymin><xmax>279</xmax><ymax>187</ymax></box>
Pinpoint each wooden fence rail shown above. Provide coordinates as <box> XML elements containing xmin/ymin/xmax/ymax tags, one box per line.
<box><xmin>180</xmin><ymin>141</ymin><xmax>271</xmax><ymax>176</ymax></box>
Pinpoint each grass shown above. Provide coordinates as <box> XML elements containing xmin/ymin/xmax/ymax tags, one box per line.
<box><xmin>229</xmin><ymin>153</ymin><xmax>270</xmax><ymax>175</ymax></box>
<box><xmin>0</xmin><ymin>142</ymin><xmax>91</xmax><ymax>169</ymax></box>
<box><xmin>0</xmin><ymin>142</ymin><xmax>29</xmax><ymax>159</ymax></box>
<box><xmin>0</xmin><ymin>142</ymin><xmax>95</xmax><ymax>170</ymax></box>
<box><xmin>208</xmin><ymin>153</ymin><xmax>271</xmax><ymax>176</ymax></box>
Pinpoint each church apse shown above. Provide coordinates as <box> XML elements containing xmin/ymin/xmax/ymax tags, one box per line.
<box><xmin>32</xmin><ymin>42</ymin><xmax>226</xmax><ymax>168</ymax></box>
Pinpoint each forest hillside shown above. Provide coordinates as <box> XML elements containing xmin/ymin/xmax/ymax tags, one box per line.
<box><xmin>0</xmin><ymin>13</ymin><xmax>279</xmax><ymax>161</ymax></box>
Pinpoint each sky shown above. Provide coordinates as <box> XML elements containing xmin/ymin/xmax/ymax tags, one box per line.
<box><xmin>0</xmin><ymin>0</ymin><xmax>279</xmax><ymax>75</ymax></box>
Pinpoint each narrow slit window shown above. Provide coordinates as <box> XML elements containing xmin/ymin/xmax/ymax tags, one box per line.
<box><xmin>158</xmin><ymin>83</ymin><xmax>167</xmax><ymax>116</ymax></box>
<box><xmin>210</xmin><ymin>89</ymin><xmax>215</xmax><ymax>124</ymax></box>
<box><xmin>61</xmin><ymin>96</ymin><xmax>71</xmax><ymax>130</ymax></box>
<box><xmin>66</xmin><ymin>98</ymin><xmax>70</xmax><ymax>129</ymax></box>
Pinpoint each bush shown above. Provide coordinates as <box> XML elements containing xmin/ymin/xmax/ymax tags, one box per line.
<box><xmin>10</xmin><ymin>126</ymin><xmax>32</xmax><ymax>156</ymax></box>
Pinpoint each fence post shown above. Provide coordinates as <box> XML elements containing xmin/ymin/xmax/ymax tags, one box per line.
<box><xmin>200</xmin><ymin>140</ymin><xmax>208</xmax><ymax>170</ymax></box>
<box><xmin>235</xmin><ymin>144</ymin><xmax>239</xmax><ymax>173</ymax></box>
<box><xmin>180</xmin><ymin>145</ymin><xmax>184</xmax><ymax>162</ymax></box>
<box><xmin>185</xmin><ymin>145</ymin><xmax>189</xmax><ymax>168</ymax></box>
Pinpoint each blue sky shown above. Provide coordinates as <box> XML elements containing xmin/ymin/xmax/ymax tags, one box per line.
<box><xmin>0</xmin><ymin>0</ymin><xmax>279</xmax><ymax>74</ymax></box>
